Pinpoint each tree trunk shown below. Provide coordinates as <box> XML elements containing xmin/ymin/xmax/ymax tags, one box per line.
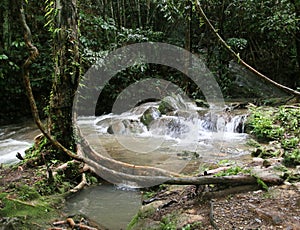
<box><xmin>49</xmin><ymin>0</ymin><xmax>80</xmax><ymax>159</ymax></box>
<box><xmin>2</xmin><ymin>0</ymin><xmax>11</xmax><ymax>51</ymax></box>
<box><xmin>291</xmin><ymin>0</ymin><xmax>300</xmax><ymax>87</ymax></box>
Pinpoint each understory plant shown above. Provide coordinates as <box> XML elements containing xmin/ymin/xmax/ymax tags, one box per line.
<box><xmin>246</xmin><ymin>105</ymin><xmax>300</xmax><ymax>166</ymax></box>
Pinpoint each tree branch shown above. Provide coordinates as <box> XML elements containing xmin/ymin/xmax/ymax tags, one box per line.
<box><xmin>194</xmin><ymin>0</ymin><xmax>300</xmax><ymax>98</ymax></box>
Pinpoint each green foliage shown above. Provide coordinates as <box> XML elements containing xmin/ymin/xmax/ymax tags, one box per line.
<box><xmin>17</xmin><ymin>185</ymin><xmax>41</xmax><ymax>201</ymax></box>
<box><xmin>247</xmin><ymin>106</ymin><xmax>300</xmax><ymax>166</ymax></box>
<box><xmin>214</xmin><ymin>166</ymin><xmax>249</xmax><ymax>177</ymax></box>
<box><xmin>284</xmin><ymin>149</ymin><xmax>300</xmax><ymax>166</ymax></box>
<box><xmin>0</xmin><ymin>0</ymin><xmax>52</xmax><ymax>123</ymax></box>
<box><xmin>1</xmin><ymin>0</ymin><xmax>300</xmax><ymax>122</ymax></box>
<box><xmin>160</xmin><ymin>215</ymin><xmax>177</xmax><ymax>230</ymax></box>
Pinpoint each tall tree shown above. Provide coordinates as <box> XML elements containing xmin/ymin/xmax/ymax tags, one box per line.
<box><xmin>291</xmin><ymin>0</ymin><xmax>300</xmax><ymax>85</ymax></box>
<box><xmin>46</xmin><ymin>0</ymin><xmax>80</xmax><ymax>159</ymax></box>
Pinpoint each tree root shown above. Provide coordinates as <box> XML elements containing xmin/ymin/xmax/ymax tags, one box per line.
<box><xmin>51</xmin><ymin>217</ymin><xmax>98</xmax><ymax>230</ymax></box>
<box><xmin>70</xmin><ymin>173</ymin><xmax>87</xmax><ymax>193</ymax></box>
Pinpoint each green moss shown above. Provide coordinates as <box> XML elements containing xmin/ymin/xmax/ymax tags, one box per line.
<box><xmin>17</xmin><ymin>185</ymin><xmax>41</xmax><ymax>201</ymax></box>
<box><xmin>0</xmin><ymin>193</ymin><xmax>58</xmax><ymax>222</ymax></box>
<box><xmin>0</xmin><ymin>190</ymin><xmax>63</xmax><ymax>229</ymax></box>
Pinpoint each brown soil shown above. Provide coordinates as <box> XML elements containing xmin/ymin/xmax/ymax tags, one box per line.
<box><xmin>139</xmin><ymin>184</ymin><xmax>300</xmax><ymax>230</ymax></box>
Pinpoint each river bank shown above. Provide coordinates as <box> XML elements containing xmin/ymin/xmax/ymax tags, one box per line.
<box><xmin>0</xmin><ymin>103</ymin><xmax>299</xmax><ymax>229</ymax></box>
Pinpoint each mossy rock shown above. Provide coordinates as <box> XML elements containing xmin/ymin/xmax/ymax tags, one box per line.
<box><xmin>141</xmin><ymin>107</ymin><xmax>160</xmax><ymax>127</ymax></box>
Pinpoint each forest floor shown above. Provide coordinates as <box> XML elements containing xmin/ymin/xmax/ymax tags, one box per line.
<box><xmin>133</xmin><ymin>183</ymin><xmax>300</xmax><ymax>230</ymax></box>
<box><xmin>0</xmin><ymin>164</ymin><xmax>103</xmax><ymax>230</ymax></box>
<box><xmin>0</xmin><ymin>159</ymin><xmax>300</xmax><ymax>229</ymax></box>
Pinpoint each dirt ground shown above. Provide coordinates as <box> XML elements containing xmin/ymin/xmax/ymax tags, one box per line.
<box><xmin>137</xmin><ymin>183</ymin><xmax>300</xmax><ymax>230</ymax></box>
<box><xmin>1</xmin><ymin>164</ymin><xmax>300</xmax><ymax>230</ymax></box>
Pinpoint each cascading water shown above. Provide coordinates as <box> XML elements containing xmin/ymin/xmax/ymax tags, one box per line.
<box><xmin>77</xmin><ymin>95</ymin><xmax>250</xmax><ymax>176</ymax></box>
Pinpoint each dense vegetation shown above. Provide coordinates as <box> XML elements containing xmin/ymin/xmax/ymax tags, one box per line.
<box><xmin>247</xmin><ymin>105</ymin><xmax>300</xmax><ymax>166</ymax></box>
<box><xmin>1</xmin><ymin>0</ymin><xmax>300</xmax><ymax>124</ymax></box>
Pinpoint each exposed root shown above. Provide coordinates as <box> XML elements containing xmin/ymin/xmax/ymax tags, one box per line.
<box><xmin>70</xmin><ymin>173</ymin><xmax>87</xmax><ymax>193</ymax></box>
<box><xmin>51</xmin><ymin>217</ymin><xmax>99</xmax><ymax>230</ymax></box>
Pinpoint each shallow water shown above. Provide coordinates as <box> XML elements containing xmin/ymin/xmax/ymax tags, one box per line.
<box><xmin>65</xmin><ymin>184</ymin><xmax>141</xmax><ymax>230</ymax></box>
<box><xmin>77</xmin><ymin>115</ymin><xmax>251</xmax><ymax>176</ymax></box>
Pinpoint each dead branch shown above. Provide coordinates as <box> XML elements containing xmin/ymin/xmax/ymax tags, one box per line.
<box><xmin>202</xmin><ymin>185</ymin><xmax>260</xmax><ymax>200</ymax></box>
<box><xmin>70</xmin><ymin>173</ymin><xmax>87</xmax><ymax>193</ymax></box>
<box><xmin>204</xmin><ymin>166</ymin><xmax>231</xmax><ymax>175</ymax></box>
<box><xmin>52</xmin><ymin>218</ymin><xmax>98</xmax><ymax>230</ymax></box>
<box><xmin>195</xmin><ymin>0</ymin><xmax>300</xmax><ymax>98</ymax></box>
<box><xmin>165</xmin><ymin>174</ymin><xmax>283</xmax><ymax>186</ymax></box>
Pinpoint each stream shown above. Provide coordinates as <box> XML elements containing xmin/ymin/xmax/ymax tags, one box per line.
<box><xmin>0</xmin><ymin>98</ymin><xmax>252</xmax><ymax>229</ymax></box>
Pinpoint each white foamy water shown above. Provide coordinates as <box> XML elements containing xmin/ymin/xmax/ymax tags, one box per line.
<box><xmin>0</xmin><ymin>122</ymin><xmax>40</xmax><ymax>164</ymax></box>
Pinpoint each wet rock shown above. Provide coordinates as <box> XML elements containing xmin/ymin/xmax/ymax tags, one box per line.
<box><xmin>141</xmin><ymin>107</ymin><xmax>160</xmax><ymax>127</ymax></box>
<box><xmin>107</xmin><ymin>119</ymin><xmax>146</xmax><ymax>134</ymax></box>
<box><xmin>158</xmin><ymin>94</ymin><xmax>188</xmax><ymax>114</ymax></box>
<box><xmin>167</xmin><ymin>110</ymin><xmax>199</xmax><ymax>120</ymax></box>
<box><xmin>107</xmin><ymin>120</ymin><xmax>126</xmax><ymax>134</ymax></box>
<box><xmin>149</xmin><ymin>117</ymin><xmax>190</xmax><ymax>137</ymax></box>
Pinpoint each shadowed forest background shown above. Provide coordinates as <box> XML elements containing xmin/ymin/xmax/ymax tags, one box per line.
<box><xmin>1</xmin><ymin>0</ymin><xmax>299</xmax><ymax>124</ymax></box>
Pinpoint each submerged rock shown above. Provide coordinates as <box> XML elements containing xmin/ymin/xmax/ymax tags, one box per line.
<box><xmin>107</xmin><ymin>119</ymin><xmax>147</xmax><ymax>135</ymax></box>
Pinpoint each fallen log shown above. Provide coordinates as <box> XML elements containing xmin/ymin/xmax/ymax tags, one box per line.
<box><xmin>165</xmin><ymin>174</ymin><xmax>283</xmax><ymax>186</ymax></box>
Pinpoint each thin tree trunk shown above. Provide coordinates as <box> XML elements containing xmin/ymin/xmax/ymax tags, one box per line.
<box><xmin>290</xmin><ymin>0</ymin><xmax>300</xmax><ymax>87</ymax></box>
<box><xmin>195</xmin><ymin>0</ymin><xmax>300</xmax><ymax>98</ymax></box>
<box><xmin>136</xmin><ymin>0</ymin><xmax>142</xmax><ymax>28</ymax></box>
<box><xmin>3</xmin><ymin>0</ymin><xmax>11</xmax><ymax>51</ymax></box>
<box><xmin>122</xmin><ymin>0</ymin><xmax>126</xmax><ymax>27</ymax></box>
<box><xmin>48</xmin><ymin>0</ymin><xmax>81</xmax><ymax>159</ymax></box>
<box><xmin>110</xmin><ymin>0</ymin><xmax>114</xmax><ymax>21</ymax></box>
<box><xmin>117</xmin><ymin>0</ymin><xmax>122</xmax><ymax>27</ymax></box>
<box><xmin>146</xmin><ymin>0</ymin><xmax>150</xmax><ymax>27</ymax></box>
